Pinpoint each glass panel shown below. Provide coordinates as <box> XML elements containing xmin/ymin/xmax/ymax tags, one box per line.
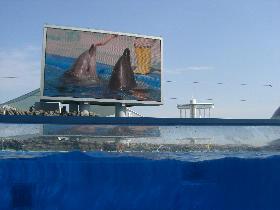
<box><xmin>1</xmin><ymin>123</ymin><xmax>280</xmax><ymax>152</ymax></box>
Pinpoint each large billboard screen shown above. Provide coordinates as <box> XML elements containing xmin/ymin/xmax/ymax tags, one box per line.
<box><xmin>40</xmin><ymin>25</ymin><xmax>162</xmax><ymax>105</ymax></box>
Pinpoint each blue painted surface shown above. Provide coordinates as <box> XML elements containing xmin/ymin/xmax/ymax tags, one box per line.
<box><xmin>0</xmin><ymin>151</ymin><xmax>280</xmax><ymax>210</ymax></box>
<box><xmin>1</xmin><ymin>115</ymin><xmax>280</xmax><ymax>126</ymax></box>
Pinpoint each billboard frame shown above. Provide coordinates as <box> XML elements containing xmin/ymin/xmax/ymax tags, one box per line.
<box><xmin>40</xmin><ymin>24</ymin><xmax>163</xmax><ymax>106</ymax></box>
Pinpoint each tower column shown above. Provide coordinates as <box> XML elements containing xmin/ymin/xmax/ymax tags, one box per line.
<box><xmin>190</xmin><ymin>99</ymin><xmax>197</xmax><ymax>118</ymax></box>
<box><xmin>115</xmin><ymin>103</ymin><xmax>127</xmax><ymax>117</ymax></box>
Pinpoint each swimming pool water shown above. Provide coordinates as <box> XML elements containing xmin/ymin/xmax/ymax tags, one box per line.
<box><xmin>0</xmin><ymin>151</ymin><xmax>280</xmax><ymax>210</ymax></box>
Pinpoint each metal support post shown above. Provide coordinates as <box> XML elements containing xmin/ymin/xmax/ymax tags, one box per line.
<box><xmin>115</xmin><ymin>103</ymin><xmax>127</xmax><ymax>117</ymax></box>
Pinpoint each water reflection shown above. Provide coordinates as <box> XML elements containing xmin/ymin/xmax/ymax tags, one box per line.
<box><xmin>1</xmin><ymin>124</ymin><xmax>280</xmax><ymax>152</ymax></box>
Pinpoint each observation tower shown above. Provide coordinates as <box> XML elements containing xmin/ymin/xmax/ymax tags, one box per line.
<box><xmin>177</xmin><ymin>99</ymin><xmax>214</xmax><ymax>118</ymax></box>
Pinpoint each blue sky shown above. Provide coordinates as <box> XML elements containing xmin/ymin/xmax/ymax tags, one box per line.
<box><xmin>0</xmin><ymin>0</ymin><xmax>279</xmax><ymax>118</ymax></box>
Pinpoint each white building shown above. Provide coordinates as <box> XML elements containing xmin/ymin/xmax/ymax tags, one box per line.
<box><xmin>177</xmin><ymin>99</ymin><xmax>214</xmax><ymax>118</ymax></box>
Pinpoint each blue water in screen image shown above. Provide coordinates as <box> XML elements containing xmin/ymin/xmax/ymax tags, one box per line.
<box><xmin>1</xmin><ymin>151</ymin><xmax>280</xmax><ymax>210</ymax></box>
<box><xmin>43</xmin><ymin>54</ymin><xmax>161</xmax><ymax>101</ymax></box>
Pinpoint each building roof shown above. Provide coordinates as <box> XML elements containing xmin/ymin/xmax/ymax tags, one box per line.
<box><xmin>272</xmin><ymin>107</ymin><xmax>280</xmax><ymax>119</ymax></box>
<box><xmin>1</xmin><ymin>89</ymin><xmax>41</xmax><ymax>111</ymax></box>
<box><xmin>1</xmin><ymin>88</ymin><xmax>115</xmax><ymax>116</ymax></box>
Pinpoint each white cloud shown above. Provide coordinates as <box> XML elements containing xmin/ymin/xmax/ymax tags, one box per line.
<box><xmin>186</xmin><ymin>66</ymin><xmax>214</xmax><ymax>71</ymax></box>
<box><xmin>0</xmin><ymin>45</ymin><xmax>41</xmax><ymax>103</ymax></box>
<box><xmin>166</xmin><ymin>66</ymin><xmax>214</xmax><ymax>75</ymax></box>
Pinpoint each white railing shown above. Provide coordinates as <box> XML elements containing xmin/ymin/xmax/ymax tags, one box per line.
<box><xmin>126</xmin><ymin>108</ymin><xmax>143</xmax><ymax>117</ymax></box>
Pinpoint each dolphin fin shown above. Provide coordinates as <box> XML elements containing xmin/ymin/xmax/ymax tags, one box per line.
<box><xmin>109</xmin><ymin>48</ymin><xmax>136</xmax><ymax>91</ymax></box>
